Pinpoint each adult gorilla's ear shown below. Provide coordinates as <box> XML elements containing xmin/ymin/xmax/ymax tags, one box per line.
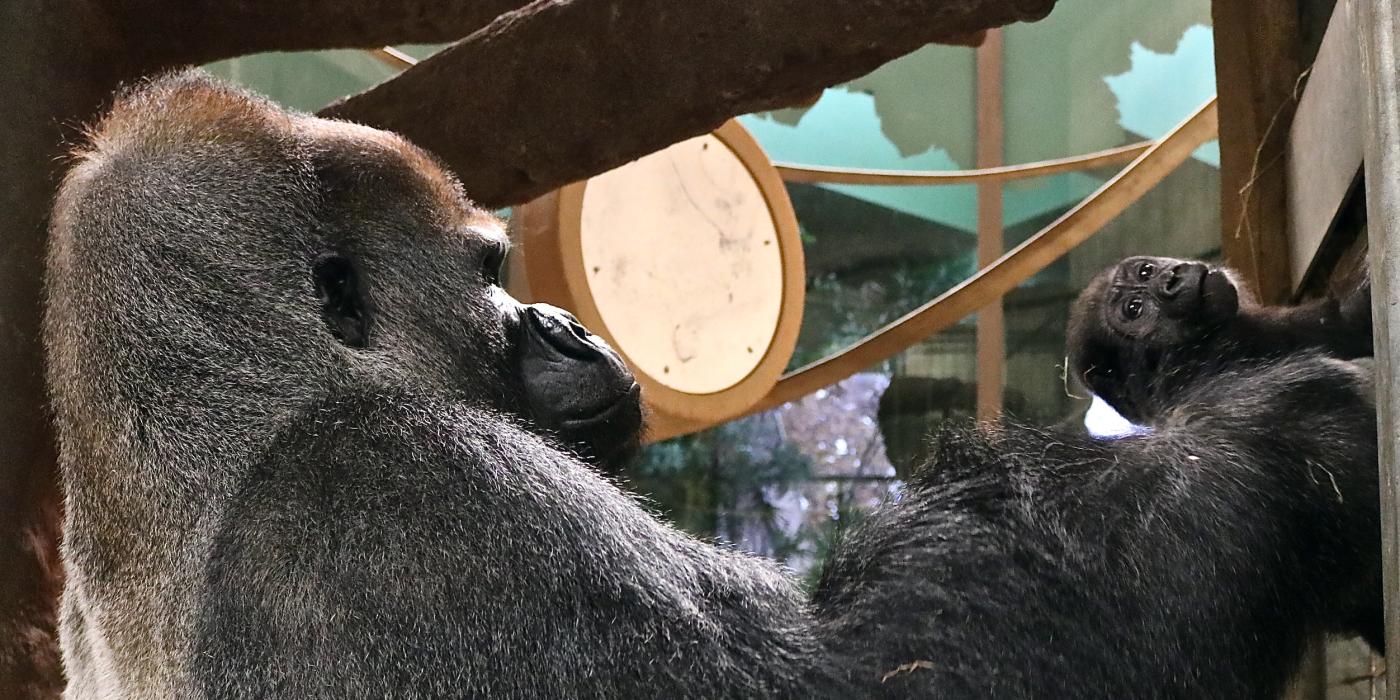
<box><xmin>312</xmin><ymin>253</ymin><xmax>369</xmax><ymax>348</ymax></box>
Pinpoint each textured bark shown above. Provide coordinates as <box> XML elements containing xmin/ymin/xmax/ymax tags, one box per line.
<box><xmin>322</xmin><ymin>0</ymin><xmax>1056</xmax><ymax>208</ymax></box>
<box><xmin>117</xmin><ymin>0</ymin><xmax>534</xmax><ymax>67</ymax></box>
<box><xmin>0</xmin><ymin>0</ymin><xmax>1056</xmax><ymax>695</ymax></box>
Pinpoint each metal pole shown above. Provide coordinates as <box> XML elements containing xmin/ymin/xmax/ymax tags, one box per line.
<box><xmin>1356</xmin><ymin>0</ymin><xmax>1400</xmax><ymax>692</ymax></box>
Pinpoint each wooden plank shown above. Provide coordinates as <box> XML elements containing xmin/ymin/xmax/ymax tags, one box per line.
<box><xmin>976</xmin><ymin>29</ymin><xmax>1005</xmax><ymax>422</ymax></box>
<box><xmin>1212</xmin><ymin>0</ymin><xmax>1304</xmax><ymax>303</ymax></box>
<box><xmin>1293</xmin><ymin>176</ymin><xmax>1365</xmax><ymax>301</ymax></box>
<box><xmin>1287</xmin><ymin>0</ymin><xmax>1364</xmax><ymax>289</ymax></box>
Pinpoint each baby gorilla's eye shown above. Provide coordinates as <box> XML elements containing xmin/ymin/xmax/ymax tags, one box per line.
<box><xmin>1123</xmin><ymin>297</ymin><xmax>1145</xmax><ymax>320</ymax></box>
<box><xmin>481</xmin><ymin>243</ymin><xmax>507</xmax><ymax>287</ymax></box>
<box><xmin>1136</xmin><ymin>262</ymin><xmax>1155</xmax><ymax>281</ymax></box>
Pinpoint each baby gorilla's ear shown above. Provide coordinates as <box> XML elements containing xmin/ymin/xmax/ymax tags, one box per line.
<box><xmin>1068</xmin><ymin>336</ymin><xmax>1122</xmax><ymax>400</ymax></box>
<box><xmin>312</xmin><ymin>254</ymin><xmax>369</xmax><ymax>348</ymax></box>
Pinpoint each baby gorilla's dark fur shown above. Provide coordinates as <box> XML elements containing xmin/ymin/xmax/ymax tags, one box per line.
<box><xmin>45</xmin><ymin>75</ymin><xmax>1382</xmax><ymax>699</ymax></box>
<box><xmin>822</xmin><ymin>358</ymin><xmax>1382</xmax><ymax>696</ymax></box>
<box><xmin>1069</xmin><ymin>255</ymin><xmax>1373</xmax><ymax>424</ymax></box>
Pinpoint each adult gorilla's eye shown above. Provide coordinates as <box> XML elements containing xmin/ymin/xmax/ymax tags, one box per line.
<box><xmin>481</xmin><ymin>243</ymin><xmax>507</xmax><ymax>287</ymax></box>
<box><xmin>1136</xmin><ymin>262</ymin><xmax>1155</xmax><ymax>281</ymax></box>
<box><xmin>1123</xmin><ymin>297</ymin><xmax>1145</xmax><ymax>320</ymax></box>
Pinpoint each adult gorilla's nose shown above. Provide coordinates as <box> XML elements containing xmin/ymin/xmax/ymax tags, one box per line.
<box><xmin>518</xmin><ymin>304</ymin><xmax>643</xmax><ymax>465</ymax></box>
<box><xmin>523</xmin><ymin>304</ymin><xmax>606</xmax><ymax>361</ymax></box>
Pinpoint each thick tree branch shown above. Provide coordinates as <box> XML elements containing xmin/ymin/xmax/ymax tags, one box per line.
<box><xmin>322</xmin><ymin>0</ymin><xmax>1056</xmax><ymax>208</ymax></box>
<box><xmin>119</xmin><ymin>1</ymin><xmax>535</xmax><ymax>68</ymax></box>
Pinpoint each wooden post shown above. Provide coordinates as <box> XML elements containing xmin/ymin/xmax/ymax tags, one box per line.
<box><xmin>975</xmin><ymin>28</ymin><xmax>1005</xmax><ymax>422</ymax></box>
<box><xmin>1210</xmin><ymin>0</ymin><xmax>1302</xmax><ymax>303</ymax></box>
<box><xmin>1355</xmin><ymin>0</ymin><xmax>1400</xmax><ymax>694</ymax></box>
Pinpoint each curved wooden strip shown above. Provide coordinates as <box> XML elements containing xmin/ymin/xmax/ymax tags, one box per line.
<box><xmin>370</xmin><ymin>47</ymin><xmax>419</xmax><ymax>70</ymax></box>
<box><xmin>649</xmin><ymin>97</ymin><xmax>1218</xmax><ymax>442</ymax></box>
<box><xmin>773</xmin><ymin>141</ymin><xmax>1151</xmax><ymax>186</ymax></box>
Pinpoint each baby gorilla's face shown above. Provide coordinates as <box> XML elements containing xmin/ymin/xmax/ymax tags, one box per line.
<box><xmin>1097</xmin><ymin>256</ymin><xmax>1240</xmax><ymax>346</ymax></box>
<box><xmin>1066</xmin><ymin>256</ymin><xmax>1245</xmax><ymax>423</ymax></box>
<box><xmin>302</xmin><ymin>119</ymin><xmax>643</xmax><ymax>467</ymax></box>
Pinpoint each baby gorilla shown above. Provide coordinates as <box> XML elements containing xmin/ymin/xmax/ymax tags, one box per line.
<box><xmin>45</xmin><ymin>74</ymin><xmax>1383</xmax><ymax>699</ymax></box>
<box><xmin>1068</xmin><ymin>255</ymin><xmax>1373</xmax><ymax>424</ymax></box>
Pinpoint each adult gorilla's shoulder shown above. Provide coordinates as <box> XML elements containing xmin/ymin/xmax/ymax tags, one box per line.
<box><xmin>194</xmin><ymin>386</ymin><xmax>821</xmax><ymax>698</ymax></box>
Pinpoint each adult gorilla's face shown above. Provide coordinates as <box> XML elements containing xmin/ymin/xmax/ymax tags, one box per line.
<box><xmin>303</xmin><ymin>120</ymin><xmax>643</xmax><ymax>467</ymax></box>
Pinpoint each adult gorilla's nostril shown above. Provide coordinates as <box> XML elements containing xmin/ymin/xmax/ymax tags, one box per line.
<box><xmin>524</xmin><ymin>305</ymin><xmax>603</xmax><ymax>361</ymax></box>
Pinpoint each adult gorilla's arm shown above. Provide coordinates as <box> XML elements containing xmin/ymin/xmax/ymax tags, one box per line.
<box><xmin>191</xmin><ymin>388</ymin><xmax>823</xmax><ymax>699</ymax></box>
<box><xmin>815</xmin><ymin>354</ymin><xmax>1380</xmax><ymax>699</ymax></box>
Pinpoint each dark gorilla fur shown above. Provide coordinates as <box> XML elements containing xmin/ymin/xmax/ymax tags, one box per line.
<box><xmin>1069</xmin><ymin>255</ymin><xmax>1373</xmax><ymax>424</ymax></box>
<box><xmin>46</xmin><ymin>73</ymin><xmax>1382</xmax><ymax>699</ymax></box>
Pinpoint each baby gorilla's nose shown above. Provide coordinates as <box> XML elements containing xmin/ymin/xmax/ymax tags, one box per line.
<box><xmin>1159</xmin><ymin>263</ymin><xmax>1187</xmax><ymax>298</ymax></box>
<box><xmin>1159</xmin><ymin>266</ymin><xmax>1181</xmax><ymax>296</ymax></box>
<box><xmin>1154</xmin><ymin>262</ymin><xmax>1209</xmax><ymax>318</ymax></box>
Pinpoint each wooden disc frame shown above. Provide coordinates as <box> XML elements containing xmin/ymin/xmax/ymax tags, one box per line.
<box><xmin>520</xmin><ymin>120</ymin><xmax>804</xmax><ymax>425</ymax></box>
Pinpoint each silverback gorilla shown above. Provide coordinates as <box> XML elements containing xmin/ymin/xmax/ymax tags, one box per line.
<box><xmin>45</xmin><ymin>73</ymin><xmax>1381</xmax><ymax>699</ymax></box>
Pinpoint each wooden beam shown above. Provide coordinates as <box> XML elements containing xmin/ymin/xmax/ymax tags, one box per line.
<box><xmin>1212</xmin><ymin>0</ymin><xmax>1304</xmax><ymax>303</ymax></box>
<box><xmin>976</xmin><ymin>29</ymin><xmax>1005</xmax><ymax>422</ymax></box>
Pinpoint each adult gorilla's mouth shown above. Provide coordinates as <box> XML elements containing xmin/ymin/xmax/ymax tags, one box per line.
<box><xmin>560</xmin><ymin>383</ymin><xmax>642</xmax><ymax>428</ymax></box>
<box><xmin>518</xmin><ymin>304</ymin><xmax>644</xmax><ymax>466</ymax></box>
